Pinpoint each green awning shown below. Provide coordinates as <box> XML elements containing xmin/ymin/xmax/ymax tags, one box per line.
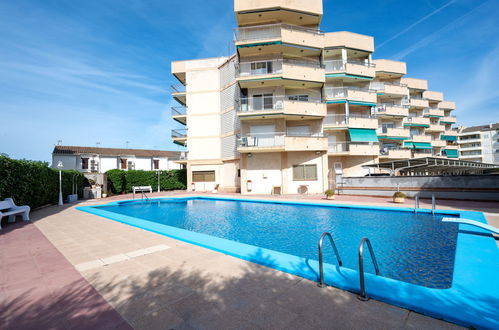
<box><xmin>348</xmin><ymin>128</ymin><xmax>378</xmax><ymax>142</ymax></box>
<box><xmin>413</xmin><ymin>142</ymin><xmax>433</xmax><ymax>149</ymax></box>
<box><xmin>444</xmin><ymin>149</ymin><xmax>459</xmax><ymax>158</ymax></box>
<box><xmin>403</xmin><ymin>123</ymin><xmax>430</xmax><ymax>128</ymax></box>
<box><xmin>237</xmin><ymin>41</ymin><xmax>282</xmax><ymax>48</ymax></box>
<box><xmin>403</xmin><ymin>142</ymin><xmax>414</xmax><ymax>148</ymax></box>
<box><xmin>441</xmin><ymin>135</ymin><xmax>457</xmax><ymax>142</ymax></box>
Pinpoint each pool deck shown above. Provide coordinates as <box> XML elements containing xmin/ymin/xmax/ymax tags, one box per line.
<box><xmin>2</xmin><ymin>192</ymin><xmax>498</xmax><ymax>329</ymax></box>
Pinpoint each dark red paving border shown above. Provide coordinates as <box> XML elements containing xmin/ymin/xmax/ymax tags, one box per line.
<box><xmin>0</xmin><ymin>220</ymin><xmax>132</xmax><ymax>330</ymax></box>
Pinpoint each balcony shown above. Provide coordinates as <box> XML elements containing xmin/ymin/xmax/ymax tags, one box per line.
<box><xmin>373</xmin><ymin>59</ymin><xmax>407</xmax><ymax>78</ymax></box>
<box><xmin>371</xmin><ymin>81</ymin><xmax>408</xmax><ymax>97</ymax></box>
<box><xmin>423</xmin><ymin>108</ymin><xmax>444</xmax><ymax>118</ymax></box>
<box><xmin>323</xmin><ymin>114</ymin><xmax>378</xmax><ymax>129</ymax></box>
<box><xmin>403</xmin><ymin>117</ymin><xmax>430</xmax><ymax>128</ymax></box>
<box><xmin>328</xmin><ymin>142</ymin><xmax>379</xmax><ymax>156</ymax></box>
<box><xmin>438</xmin><ymin>101</ymin><xmax>456</xmax><ymax>110</ymax></box>
<box><xmin>440</xmin><ymin>116</ymin><xmax>457</xmax><ymax>124</ymax></box>
<box><xmin>379</xmin><ymin>148</ymin><xmax>412</xmax><ymax>159</ymax></box>
<box><xmin>234</xmin><ymin>0</ymin><xmax>323</xmax><ymax>26</ymax></box>
<box><xmin>409</xmin><ymin>97</ymin><xmax>429</xmax><ymax>109</ymax></box>
<box><xmin>443</xmin><ymin>130</ymin><xmax>458</xmax><ymax>137</ymax></box>
<box><xmin>171</xmin><ymin>106</ymin><xmax>187</xmax><ymax>125</ymax></box>
<box><xmin>373</xmin><ymin>103</ymin><xmax>409</xmax><ymax>117</ymax></box>
<box><xmin>426</xmin><ymin>124</ymin><xmax>445</xmax><ymax>133</ymax></box>
<box><xmin>324</xmin><ymin>86</ymin><xmax>377</xmax><ymax>106</ymax></box>
<box><xmin>237</xmin><ymin>59</ymin><xmax>325</xmax><ymax>88</ymax></box>
<box><xmin>423</xmin><ymin>91</ymin><xmax>444</xmax><ymax>102</ymax></box>
<box><xmin>324</xmin><ymin>60</ymin><xmax>376</xmax><ymax>80</ymax></box>
<box><xmin>172</xmin><ymin>152</ymin><xmax>188</xmax><ymax>164</ymax></box>
<box><xmin>237</xmin><ymin>95</ymin><xmax>326</xmax><ymax>119</ymax></box>
<box><xmin>235</xmin><ymin>23</ymin><xmax>324</xmax><ymax>51</ymax></box>
<box><xmin>171</xmin><ymin>129</ymin><xmax>187</xmax><ymax>146</ymax></box>
<box><xmin>431</xmin><ymin>139</ymin><xmax>447</xmax><ymax>148</ymax></box>
<box><xmin>171</xmin><ymin>84</ymin><xmax>186</xmax><ymax>106</ymax></box>
<box><xmin>409</xmin><ymin>135</ymin><xmax>432</xmax><ymax>143</ymax></box>
<box><xmin>237</xmin><ymin>133</ymin><xmax>327</xmax><ymax>153</ymax></box>
<box><xmin>324</xmin><ymin>31</ymin><xmax>374</xmax><ymax>52</ymax></box>
<box><xmin>401</xmin><ymin>77</ymin><xmax>428</xmax><ymax>91</ymax></box>
<box><xmin>377</xmin><ymin>127</ymin><xmax>410</xmax><ymax>140</ymax></box>
<box><xmin>413</xmin><ymin>150</ymin><xmax>433</xmax><ymax>158</ymax></box>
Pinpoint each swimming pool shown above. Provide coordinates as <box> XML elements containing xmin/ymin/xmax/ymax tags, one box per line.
<box><xmin>78</xmin><ymin>196</ymin><xmax>499</xmax><ymax>328</ymax></box>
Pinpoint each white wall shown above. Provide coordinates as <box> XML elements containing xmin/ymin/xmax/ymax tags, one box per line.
<box><xmin>190</xmin><ymin>164</ymin><xmax>221</xmax><ymax>192</ymax></box>
<box><xmin>100</xmin><ymin>156</ymin><xmax>118</xmax><ymax>173</ymax></box>
<box><xmin>246</xmin><ymin>153</ymin><xmax>282</xmax><ymax>194</ymax></box>
<box><xmin>286</xmin><ymin>152</ymin><xmax>325</xmax><ymax>194</ymax></box>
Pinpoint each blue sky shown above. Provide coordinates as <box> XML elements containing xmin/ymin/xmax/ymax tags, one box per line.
<box><xmin>0</xmin><ymin>0</ymin><xmax>498</xmax><ymax>162</ymax></box>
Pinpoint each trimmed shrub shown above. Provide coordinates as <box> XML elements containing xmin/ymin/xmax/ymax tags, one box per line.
<box><xmin>0</xmin><ymin>155</ymin><xmax>85</xmax><ymax>209</ymax></box>
<box><xmin>105</xmin><ymin>169</ymin><xmax>187</xmax><ymax>194</ymax></box>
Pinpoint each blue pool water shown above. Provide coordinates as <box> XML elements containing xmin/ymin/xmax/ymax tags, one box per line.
<box><xmin>97</xmin><ymin>198</ymin><xmax>459</xmax><ymax>289</ymax></box>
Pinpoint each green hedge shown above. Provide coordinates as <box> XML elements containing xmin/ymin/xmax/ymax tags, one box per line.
<box><xmin>0</xmin><ymin>156</ymin><xmax>85</xmax><ymax>209</ymax></box>
<box><xmin>106</xmin><ymin>169</ymin><xmax>187</xmax><ymax>194</ymax></box>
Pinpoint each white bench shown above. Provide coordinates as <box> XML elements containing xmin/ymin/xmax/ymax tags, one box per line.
<box><xmin>0</xmin><ymin>198</ymin><xmax>30</xmax><ymax>230</ymax></box>
<box><xmin>132</xmin><ymin>186</ymin><xmax>152</xmax><ymax>199</ymax></box>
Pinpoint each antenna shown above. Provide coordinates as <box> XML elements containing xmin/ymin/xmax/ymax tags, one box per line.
<box><xmin>96</xmin><ymin>142</ymin><xmax>101</xmax><ymax>148</ymax></box>
<box><xmin>126</xmin><ymin>141</ymin><xmax>130</xmax><ymax>149</ymax></box>
<box><xmin>57</xmin><ymin>140</ymin><xmax>62</xmax><ymax>145</ymax></box>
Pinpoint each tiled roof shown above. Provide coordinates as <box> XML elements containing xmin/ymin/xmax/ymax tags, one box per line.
<box><xmin>53</xmin><ymin>145</ymin><xmax>180</xmax><ymax>158</ymax></box>
<box><xmin>461</xmin><ymin>123</ymin><xmax>499</xmax><ymax>133</ymax></box>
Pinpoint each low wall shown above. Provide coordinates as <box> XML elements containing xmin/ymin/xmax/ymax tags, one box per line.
<box><xmin>339</xmin><ymin>175</ymin><xmax>499</xmax><ymax>201</ymax></box>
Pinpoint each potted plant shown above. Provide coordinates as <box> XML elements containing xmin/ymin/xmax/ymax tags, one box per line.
<box><xmin>393</xmin><ymin>191</ymin><xmax>406</xmax><ymax>203</ymax></box>
<box><xmin>324</xmin><ymin>189</ymin><xmax>336</xmax><ymax>200</ymax></box>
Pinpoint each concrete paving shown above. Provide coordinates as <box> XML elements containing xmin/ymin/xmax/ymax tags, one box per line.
<box><xmin>4</xmin><ymin>191</ymin><xmax>497</xmax><ymax>329</ymax></box>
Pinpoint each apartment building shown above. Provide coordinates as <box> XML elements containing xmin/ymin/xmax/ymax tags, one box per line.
<box><xmin>171</xmin><ymin>0</ymin><xmax>458</xmax><ymax>194</ymax></box>
<box><xmin>457</xmin><ymin>123</ymin><xmax>499</xmax><ymax>164</ymax></box>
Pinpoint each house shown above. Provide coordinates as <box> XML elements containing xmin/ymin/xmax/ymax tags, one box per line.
<box><xmin>52</xmin><ymin>146</ymin><xmax>183</xmax><ymax>173</ymax></box>
<box><xmin>170</xmin><ymin>0</ymin><xmax>458</xmax><ymax>194</ymax></box>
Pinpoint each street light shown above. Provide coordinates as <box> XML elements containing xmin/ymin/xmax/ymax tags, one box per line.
<box><xmin>157</xmin><ymin>170</ymin><xmax>160</xmax><ymax>193</ymax></box>
<box><xmin>57</xmin><ymin>161</ymin><xmax>63</xmax><ymax>206</ymax></box>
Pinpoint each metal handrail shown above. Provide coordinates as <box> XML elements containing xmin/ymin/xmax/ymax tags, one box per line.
<box><xmin>358</xmin><ymin>237</ymin><xmax>380</xmax><ymax>301</ymax></box>
<box><xmin>317</xmin><ymin>232</ymin><xmax>343</xmax><ymax>288</ymax></box>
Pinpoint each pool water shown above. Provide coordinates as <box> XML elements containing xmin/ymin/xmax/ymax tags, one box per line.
<box><xmin>98</xmin><ymin>198</ymin><xmax>459</xmax><ymax>289</ymax></box>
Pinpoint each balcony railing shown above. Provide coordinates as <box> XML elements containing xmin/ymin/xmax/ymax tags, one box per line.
<box><xmin>171</xmin><ymin>106</ymin><xmax>186</xmax><ymax>116</ymax></box>
<box><xmin>328</xmin><ymin>141</ymin><xmax>378</xmax><ymax>153</ymax></box>
<box><xmin>323</xmin><ymin>86</ymin><xmax>374</xmax><ymax>99</ymax></box>
<box><xmin>237</xmin><ymin>95</ymin><xmax>322</xmax><ymax>112</ymax></box>
<box><xmin>369</xmin><ymin>81</ymin><xmax>407</xmax><ymax>90</ymax></box>
<box><xmin>373</xmin><ymin>103</ymin><xmax>409</xmax><ymax>114</ymax></box>
<box><xmin>234</xmin><ymin>23</ymin><xmax>323</xmax><ymax>42</ymax></box>
<box><xmin>237</xmin><ymin>132</ymin><xmax>324</xmax><ymax>148</ymax></box>
<box><xmin>237</xmin><ymin>58</ymin><xmax>322</xmax><ymax>77</ymax></box>
<box><xmin>324</xmin><ymin>113</ymin><xmax>374</xmax><ymax>125</ymax></box>
<box><xmin>323</xmin><ymin>59</ymin><xmax>375</xmax><ymax>72</ymax></box>
<box><xmin>171</xmin><ymin>84</ymin><xmax>186</xmax><ymax>93</ymax></box>
<box><xmin>379</xmin><ymin>147</ymin><xmax>406</xmax><ymax>156</ymax></box>
<box><xmin>171</xmin><ymin>129</ymin><xmax>187</xmax><ymax>139</ymax></box>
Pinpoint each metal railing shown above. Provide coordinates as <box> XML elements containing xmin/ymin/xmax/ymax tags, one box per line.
<box><xmin>370</xmin><ymin>81</ymin><xmax>407</xmax><ymax>91</ymax></box>
<box><xmin>171</xmin><ymin>129</ymin><xmax>187</xmax><ymax>139</ymax></box>
<box><xmin>324</xmin><ymin>59</ymin><xmax>375</xmax><ymax>72</ymax></box>
<box><xmin>237</xmin><ymin>58</ymin><xmax>322</xmax><ymax>77</ymax></box>
<box><xmin>379</xmin><ymin>146</ymin><xmax>407</xmax><ymax>156</ymax></box>
<box><xmin>171</xmin><ymin>84</ymin><xmax>186</xmax><ymax>93</ymax></box>
<box><xmin>171</xmin><ymin>106</ymin><xmax>186</xmax><ymax>116</ymax></box>
<box><xmin>317</xmin><ymin>232</ymin><xmax>343</xmax><ymax>288</ymax></box>
<box><xmin>324</xmin><ymin>113</ymin><xmax>375</xmax><ymax>126</ymax></box>
<box><xmin>234</xmin><ymin>23</ymin><xmax>323</xmax><ymax>42</ymax></box>
<box><xmin>358</xmin><ymin>238</ymin><xmax>380</xmax><ymax>301</ymax></box>
<box><xmin>324</xmin><ymin>86</ymin><xmax>375</xmax><ymax>99</ymax></box>
<box><xmin>236</xmin><ymin>95</ymin><xmax>323</xmax><ymax>112</ymax></box>
<box><xmin>328</xmin><ymin>141</ymin><xmax>379</xmax><ymax>153</ymax></box>
<box><xmin>238</xmin><ymin>131</ymin><xmax>324</xmax><ymax>148</ymax></box>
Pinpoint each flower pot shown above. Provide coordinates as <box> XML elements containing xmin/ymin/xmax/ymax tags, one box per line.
<box><xmin>393</xmin><ymin>197</ymin><xmax>405</xmax><ymax>203</ymax></box>
<box><xmin>326</xmin><ymin>195</ymin><xmax>335</xmax><ymax>200</ymax></box>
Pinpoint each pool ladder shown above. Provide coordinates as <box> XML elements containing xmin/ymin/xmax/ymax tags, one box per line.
<box><xmin>317</xmin><ymin>233</ymin><xmax>381</xmax><ymax>301</ymax></box>
<box><xmin>414</xmin><ymin>194</ymin><xmax>436</xmax><ymax>215</ymax></box>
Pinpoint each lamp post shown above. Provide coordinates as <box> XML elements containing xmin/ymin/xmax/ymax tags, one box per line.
<box><xmin>157</xmin><ymin>170</ymin><xmax>160</xmax><ymax>193</ymax></box>
<box><xmin>57</xmin><ymin>161</ymin><xmax>63</xmax><ymax>206</ymax></box>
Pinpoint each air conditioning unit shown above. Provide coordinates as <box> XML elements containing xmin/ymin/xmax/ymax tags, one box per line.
<box><xmin>127</xmin><ymin>161</ymin><xmax>135</xmax><ymax>170</ymax></box>
<box><xmin>90</xmin><ymin>160</ymin><xmax>99</xmax><ymax>172</ymax></box>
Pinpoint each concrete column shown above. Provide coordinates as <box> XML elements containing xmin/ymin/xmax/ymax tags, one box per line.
<box><xmin>240</xmin><ymin>154</ymin><xmax>248</xmax><ymax>194</ymax></box>
<box><xmin>321</xmin><ymin>152</ymin><xmax>329</xmax><ymax>192</ymax></box>
<box><xmin>345</xmin><ymin>100</ymin><xmax>350</xmax><ymax>123</ymax></box>
<box><xmin>281</xmin><ymin>152</ymin><xmax>288</xmax><ymax>194</ymax></box>
<box><xmin>186</xmin><ymin>162</ymin><xmax>192</xmax><ymax>191</ymax></box>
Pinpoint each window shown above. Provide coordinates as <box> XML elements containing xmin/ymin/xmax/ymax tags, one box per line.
<box><xmin>288</xmin><ymin>95</ymin><xmax>309</xmax><ymax>102</ymax></box>
<box><xmin>293</xmin><ymin>164</ymin><xmax>317</xmax><ymax>181</ymax></box>
<box><xmin>81</xmin><ymin>158</ymin><xmax>89</xmax><ymax>170</ymax></box>
<box><xmin>251</xmin><ymin>61</ymin><xmax>273</xmax><ymax>75</ymax></box>
<box><xmin>153</xmin><ymin>159</ymin><xmax>159</xmax><ymax>170</ymax></box>
<box><xmin>120</xmin><ymin>158</ymin><xmax>127</xmax><ymax>169</ymax></box>
<box><xmin>252</xmin><ymin>94</ymin><xmax>273</xmax><ymax>110</ymax></box>
<box><xmin>192</xmin><ymin>171</ymin><xmax>215</xmax><ymax>182</ymax></box>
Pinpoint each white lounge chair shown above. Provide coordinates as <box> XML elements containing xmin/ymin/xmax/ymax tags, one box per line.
<box><xmin>0</xmin><ymin>198</ymin><xmax>30</xmax><ymax>230</ymax></box>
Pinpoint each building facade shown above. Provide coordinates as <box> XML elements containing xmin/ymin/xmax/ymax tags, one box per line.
<box><xmin>52</xmin><ymin>146</ymin><xmax>182</xmax><ymax>173</ymax></box>
<box><xmin>457</xmin><ymin>123</ymin><xmax>499</xmax><ymax>164</ymax></box>
<box><xmin>171</xmin><ymin>0</ymin><xmax>458</xmax><ymax>194</ymax></box>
